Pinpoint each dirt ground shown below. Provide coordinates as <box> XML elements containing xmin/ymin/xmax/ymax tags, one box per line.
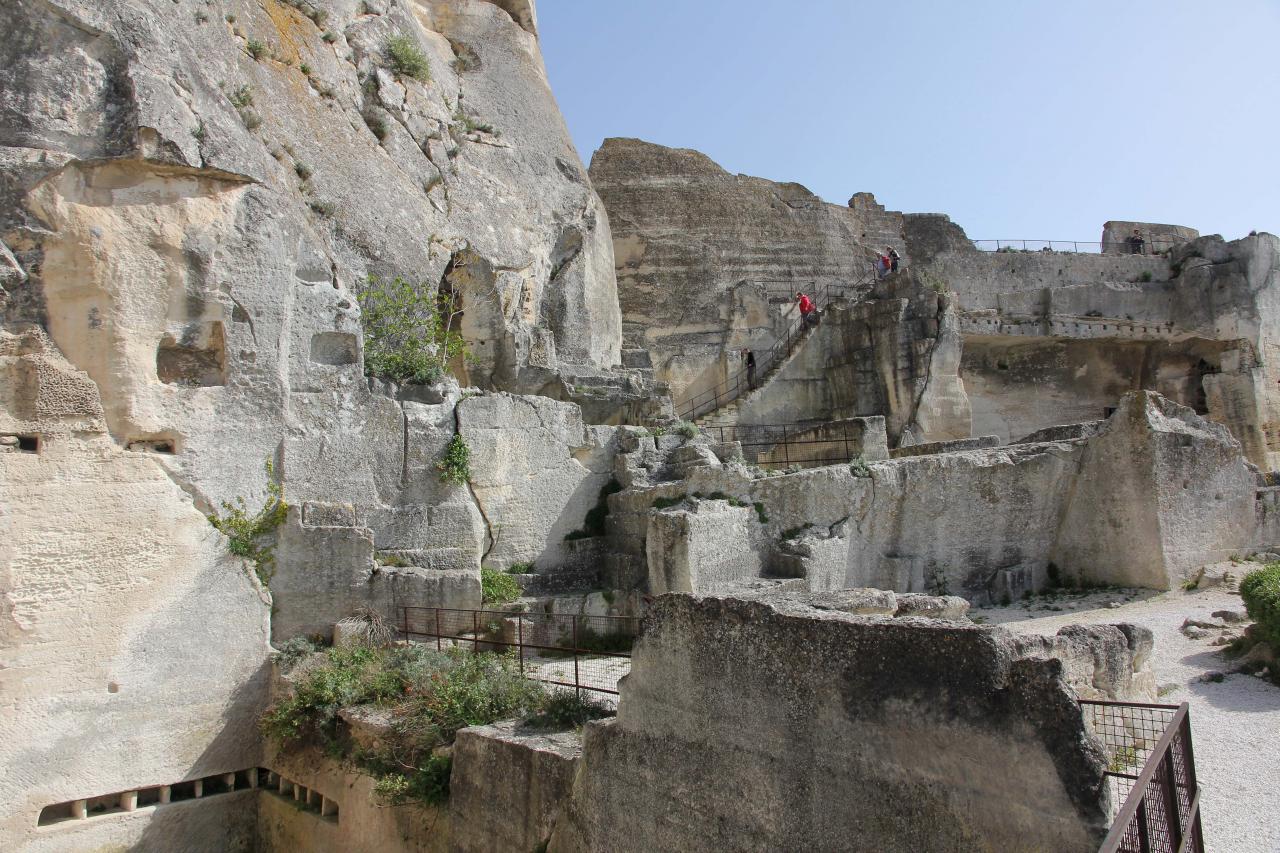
<box><xmin>979</xmin><ymin>581</ymin><xmax>1280</xmax><ymax>853</ymax></box>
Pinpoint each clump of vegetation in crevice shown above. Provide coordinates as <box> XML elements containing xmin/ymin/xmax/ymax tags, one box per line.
<box><xmin>385</xmin><ymin>33</ymin><xmax>430</xmax><ymax>82</ymax></box>
<box><xmin>522</xmin><ymin>691</ymin><xmax>612</xmax><ymax>731</ymax></box>
<box><xmin>651</xmin><ymin>494</ymin><xmax>686</xmax><ymax>510</ymax></box>
<box><xmin>273</xmin><ymin>636</ymin><xmax>320</xmax><ymax>672</ymax></box>
<box><xmin>246</xmin><ymin>38</ymin><xmax>270</xmax><ymax>60</ymax></box>
<box><xmin>849</xmin><ymin>457</ymin><xmax>872</xmax><ymax>477</ymax></box>
<box><xmin>753</xmin><ymin>501</ymin><xmax>769</xmax><ymax>524</ymax></box>
<box><xmin>674</xmin><ymin>420</ymin><xmax>698</xmax><ymax>439</ymax></box>
<box><xmin>208</xmin><ymin>459</ymin><xmax>289</xmax><ymax>585</ymax></box>
<box><xmin>565</xmin><ymin>479</ymin><xmax>623</xmax><ymax>541</ymax></box>
<box><xmin>358</xmin><ymin>276</ymin><xmax>468</xmax><ymax>385</ymax></box>
<box><xmin>437</xmin><ymin>434</ymin><xmax>471</xmax><ymax>486</ymax></box>
<box><xmin>480</xmin><ymin>566</ymin><xmax>521</xmax><ymax>604</ymax></box>
<box><xmin>261</xmin><ymin>645</ymin><xmax>554</xmax><ymax>805</ymax></box>
<box><xmin>336</xmin><ymin>608</ymin><xmax>397</xmax><ymax>648</ymax></box>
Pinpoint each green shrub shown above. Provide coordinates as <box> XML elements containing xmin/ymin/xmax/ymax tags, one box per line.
<box><xmin>358</xmin><ymin>276</ymin><xmax>468</xmax><ymax>384</ymax></box>
<box><xmin>229</xmin><ymin>85</ymin><xmax>254</xmax><ymax>108</ymax></box>
<box><xmin>308</xmin><ymin>199</ymin><xmax>336</xmax><ymax>217</ymax></box>
<box><xmin>274</xmin><ymin>636</ymin><xmax>319</xmax><ymax>671</ymax></box>
<box><xmin>652</xmin><ymin>494</ymin><xmax>686</xmax><ymax>510</ymax></box>
<box><xmin>506</xmin><ymin>562</ymin><xmax>535</xmax><ymax>574</ymax></box>
<box><xmin>753</xmin><ymin>502</ymin><xmax>769</xmax><ymax>524</ymax></box>
<box><xmin>207</xmin><ymin>459</ymin><xmax>288</xmax><ymax>585</ymax></box>
<box><xmin>438</xmin><ymin>435</ymin><xmax>470</xmax><ymax>486</ymax></box>
<box><xmin>481</xmin><ymin>566</ymin><xmax>520</xmax><ymax>604</ymax></box>
<box><xmin>294</xmin><ymin>161</ymin><xmax>313</xmax><ymax>180</ymax></box>
<box><xmin>322</xmin><ymin>30</ymin><xmax>338</xmax><ymax>43</ymax></box>
<box><xmin>1240</xmin><ymin>563</ymin><xmax>1280</xmax><ymax>649</ymax></box>
<box><xmin>246</xmin><ymin>38</ymin><xmax>270</xmax><ymax>60</ymax></box>
<box><xmin>260</xmin><ymin>644</ymin><xmax>405</xmax><ymax>747</ymax></box>
<box><xmin>564</xmin><ymin>479</ymin><xmax>623</xmax><ymax>540</ymax></box>
<box><xmin>674</xmin><ymin>420</ymin><xmax>699</xmax><ymax>439</ymax></box>
<box><xmin>385</xmin><ymin>34</ymin><xmax>430</xmax><ymax>81</ymax></box>
<box><xmin>365</xmin><ymin>114</ymin><xmax>388</xmax><ymax>141</ymax></box>
<box><xmin>372</xmin><ymin>754</ymin><xmax>451</xmax><ymax>805</ymax></box>
<box><xmin>849</xmin><ymin>457</ymin><xmax>871</xmax><ymax>477</ymax></box>
<box><xmin>523</xmin><ymin>691</ymin><xmax>613</xmax><ymax>731</ymax></box>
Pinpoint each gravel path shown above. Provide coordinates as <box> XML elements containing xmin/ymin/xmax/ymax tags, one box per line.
<box><xmin>981</xmin><ymin>585</ymin><xmax>1280</xmax><ymax>853</ymax></box>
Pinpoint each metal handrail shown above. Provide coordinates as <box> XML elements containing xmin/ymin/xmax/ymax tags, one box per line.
<box><xmin>1080</xmin><ymin>700</ymin><xmax>1204</xmax><ymax>853</ymax></box>
<box><xmin>972</xmin><ymin>239</ymin><xmax>1182</xmax><ymax>254</ymax></box>
<box><xmin>676</xmin><ymin>271</ymin><xmax>877</xmax><ymax>422</ymax></box>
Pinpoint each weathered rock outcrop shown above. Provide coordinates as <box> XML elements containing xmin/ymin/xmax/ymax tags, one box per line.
<box><xmin>608</xmin><ymin>392</ymin><xmax>1264</xmax><ymax>600</ymax></box>
<box><xmin>0</xmin><ymin>2</ymin><xmax>631</xmax><ymax>848</ymax></box>
<box><xmin>1053</xmin><ymin>391</ymin><xmax>1257</xmax><ymax>588</ymax></box>
<box><xmin>0</xmin><ymin>333</ymin><xmax>270</xmax><ymax>851</ymax></box>
<box><xmin>589</xmin><ymin>137</ymin><xmax>902</xmax><ymax>406</ymax></box>
<box><xmin>550</xmin><ymin>594</ymin><xmax>1119</xmax><ymax>852</ymax></box>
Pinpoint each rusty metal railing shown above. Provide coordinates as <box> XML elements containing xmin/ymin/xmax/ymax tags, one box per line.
<box><xmin>399</xmin><ymin>606</ymin><xmax>640</xmax><ymax>699</ymax></box>
<box><xmin>1079</xmin><ymin>700</ymin><xmax>1204</xmax><ymax>853</ymax></box>
<box><xmin>700</xmin><ymin>422</ymin><xmax>872</xmax><ymax>470</ymax></box>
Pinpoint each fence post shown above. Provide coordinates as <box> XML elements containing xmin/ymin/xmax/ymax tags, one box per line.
<box><xmin>572</xmin><ymin>615</ymin><xmax>581</xmax><ymax>699</ymax></box>
<box><xmin>473</xmin><ymin>610</ymin><xmax>479</xmax><ymax>652</ymax></box>
<box><xmin>782</xmin><ymin>425</ymin><xmax>790</xmax><ymax>468</ymax></box>
<box><xmin>1163</xmin><ymin>752</ymin><xmax>1183</xmax><ymax>850</ymax></box>
<box><xmin>517</xmin><ymin>613</ymin><xmax>525</xmax><ymax>677</ymax></box>
<box><xmin>1136</xmin><ymin>798</ymin><xmax>1151</xmax><ymax>852</ymax></box>
<box><xmin>435</xmin><ymin>608</ymin><xmax>441</xmax><ymax>652</ymax></box>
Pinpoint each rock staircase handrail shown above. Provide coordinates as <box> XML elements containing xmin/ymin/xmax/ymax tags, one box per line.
<box><xmin>972</xmin><ymin>238</ymin><xmax>1181</xmax><ymax>254</ymax></box>
<box><xmin>677</xmin><ymin>272</ymin><xmax>876</xmax><ymax>422</ymax></box>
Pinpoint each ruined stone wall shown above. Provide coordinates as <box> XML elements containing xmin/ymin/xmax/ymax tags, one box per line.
<box><xmin>609</xmin><ymin>392</ymin><xmax>1261</xmax><ymax>600</ymax></box>
<box><xmin>550</xmin><ymin>595</ymin><xmax>1116</xmax><ymax>852</ymax></box>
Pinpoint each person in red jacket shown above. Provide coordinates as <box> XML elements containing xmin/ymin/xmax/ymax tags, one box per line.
<box><xmin>795</xmin><ymin>291</ymin><xmax>816</xmax><ymax>325</ymax></box>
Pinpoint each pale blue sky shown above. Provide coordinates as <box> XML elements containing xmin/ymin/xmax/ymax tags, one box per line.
<box><xmin>539</xmin><ymin>0</ymin><xmax>1280</xmax><ymax>243</ymax></box>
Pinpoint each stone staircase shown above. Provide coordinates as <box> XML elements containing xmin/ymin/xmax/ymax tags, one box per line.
<box><xmin>694</xmin><ymin>317</ymin><xmax>824</xmax><ymax>431</ymax></box>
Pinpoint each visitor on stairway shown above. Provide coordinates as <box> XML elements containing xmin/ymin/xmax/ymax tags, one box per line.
<box><xmin>887</xmin><ymin>246</ymin><xmax>901</xmax><ymax>273</ymax></box>
<box><xmin>1127</xmin><ymin>229</ymin><xmax>1146</xmax><ymax>255</ymax></box>
<box><xmin>742</xmin><ymin>349</ymin><xmax>757</xmax><ymax>389</ymax></box>
<box><xmin>796</xmin><ymin>292</ymin><xmax>816</xmax><ymax>326</ymax></box>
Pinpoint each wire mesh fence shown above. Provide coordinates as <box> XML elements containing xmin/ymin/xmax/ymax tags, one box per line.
<box><xmin>1079</xmin><ymin>700</ymin><xmax>1204</xmax><ymax>853</ymax></box>
<box><xmin>399</xmin><ymin>606</ymin><xmax>640</xmax><ymax>700</ymax></box>
<box><xmin>700</xmin><ymin>422</ymin><xmax>872</xmax><ymax>470</ymax></box>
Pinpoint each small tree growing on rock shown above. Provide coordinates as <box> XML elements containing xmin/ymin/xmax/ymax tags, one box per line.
<box><xmin>358</xmin><ymin>276</ymin><xmax>467</xmax><ymax>384</ymax></box>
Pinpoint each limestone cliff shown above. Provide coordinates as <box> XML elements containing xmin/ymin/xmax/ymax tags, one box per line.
<box><xmin>0</xmin><ymin>2</ymin><xmax>630</xmax><ymax>848</ymax></box>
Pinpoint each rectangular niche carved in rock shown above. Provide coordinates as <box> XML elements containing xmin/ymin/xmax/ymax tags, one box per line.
<box><xmin>309</xmin><ymin>331</ymin><xmax>359</xmax><ymax>366</ymax></box>
<box><xmin>156</xmin><ymin>322</ymin><xmax>226</xmax><ymax>387</ymax></box>
<box><xmin>1</xmin><ymin>434</ymin><xmax>39</xmax><ymax>453</ymax></box>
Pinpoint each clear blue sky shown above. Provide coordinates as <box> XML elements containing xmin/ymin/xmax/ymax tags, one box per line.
<box><xmin>539</xmin><ymin>0</ymin><xmax>1280</xmax><ymax>242</ymax></box>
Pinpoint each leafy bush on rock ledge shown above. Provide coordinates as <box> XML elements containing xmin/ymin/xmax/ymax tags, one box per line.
<box><xmin>1240</xmin><ymin>563</ymin><xmax>1280</xmax><ymax>650</ymax></box>
<box><xmin>260</xmin><ymin>645</ymin><xmax>565</xmax><ymax>806</ymax></box>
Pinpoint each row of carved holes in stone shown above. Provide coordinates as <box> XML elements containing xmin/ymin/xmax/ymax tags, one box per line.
<box><xmin>36</xmin><ymin>768</ymin><xmax>337</xmax><ymax>827</ymax></box>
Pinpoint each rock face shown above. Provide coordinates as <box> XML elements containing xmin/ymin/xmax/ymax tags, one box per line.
<box><xmin>1053</xmin><ymin>391</ymin><xmax>1257</xmax><ymax>588</ymax></box>
<box><xmin>1101</xmin><ymin>220</ymin><xmax>1199</xmax><ymax>254</ymax></box>
<box><xmin>589</xmin><ymin>137</ymin><xmax>902</xmax><ymax>406</ymax></box>
<box><xmin>0</xmin><ymin>1</ymin><xmax>631</xmax><ymax>848</ymax></box>
<box><xmin>0</xmin><ymin>332</ymin><xmax>270</xmax><ymax>851</ymax></box>
<box><xmin>606</xmin><ymin>392</ymin><xmax>1265</xmax><ymax>600</ymax></box>
<box><xmin>549</xmin><ymin>594</ymin><xmax>1117</xmax><ymax>853</ymax></box>
<box><xmin>450</xmin><ymin>722</ymin><xmax>582</xmax><ymax>853</ymax></box>
<box><xmin>2</xmin><ymin>0</ymin><xmax>621</xmax><ymax>387</ymax></box>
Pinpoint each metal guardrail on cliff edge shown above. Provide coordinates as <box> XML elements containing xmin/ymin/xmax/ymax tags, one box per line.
<box><xmin>971</xmin><ymin>239</ymin><xmax>1181</xmax><ymax>254</ymax></box>
<box><xmin>1079</xmin><ymin>700</ymin><xmax>1204</xmax><ymax>853</ymax></box>
<box><xmin>399</xmin><ymin>606</ymin><xmax>640</xmax><ymax>699</ymax></box>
